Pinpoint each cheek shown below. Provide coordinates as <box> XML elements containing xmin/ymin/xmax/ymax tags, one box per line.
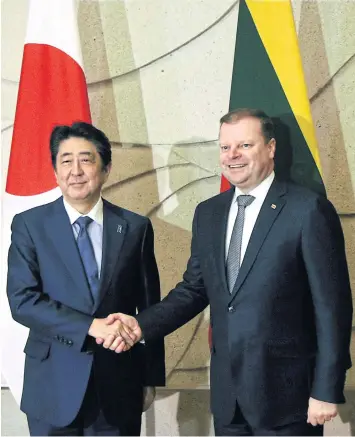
<box><xmin>56</xmin><ymin>171</ymin><xmax>68</xmax><ymax>184</ymax></box>
<box><xmin>220</xmin><ymin>154</ymin><xmax>227</xmax><ymax>166</ymax></box>
<box><xmin>86</xmin><ymin>170</ymin><xmax>105</xmax><ymax>185</ymax></box>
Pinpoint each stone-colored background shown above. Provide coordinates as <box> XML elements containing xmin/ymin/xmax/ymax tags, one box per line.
<box><xmin>2</xmin><ymin>0</ymin><xmax>355</xmax><ymax>435</ymax></box>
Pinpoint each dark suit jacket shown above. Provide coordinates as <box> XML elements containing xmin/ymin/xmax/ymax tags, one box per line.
<box><xmin>7</xmin><ymin>197</ymin><xmax>165</xmax><ymax>427</ymax></box>
<box><xmin>136</xmin><ymin>180</ymin><xmax>352</xmax><ymax>429</ymax></box>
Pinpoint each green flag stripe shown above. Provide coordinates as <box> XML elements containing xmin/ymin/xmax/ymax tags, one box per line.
<box><xmin>229</xmin><ymin>0</ymin><xmax>325</xmax><ymax>196</ymax></box>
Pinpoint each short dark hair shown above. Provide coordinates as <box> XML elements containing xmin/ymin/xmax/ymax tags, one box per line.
<box><xmin>50</xmin><ymin>122</ymin><xmax>112</xmax><ymax>170</ymax></box>
<box><xmin>219</xmin><ymin>108</ymin><xmax>275</xmax><ymax>143</ymax></box>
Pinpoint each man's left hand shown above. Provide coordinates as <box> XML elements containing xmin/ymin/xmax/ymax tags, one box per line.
<box><xmin>307</xmin><ymin>397</ymin><xmax>338</xmax><ymax>426</ymax></box>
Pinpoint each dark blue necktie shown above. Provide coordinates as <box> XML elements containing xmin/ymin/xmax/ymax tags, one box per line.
<box><xmin>75</xmin><ymin>216</ymin><xmax>100</xmax><ymax>303</ymax></box>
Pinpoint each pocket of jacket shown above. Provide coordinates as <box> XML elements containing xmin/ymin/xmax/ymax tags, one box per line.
<box><xmin>24</xmin><ymin>338</ymin><xmax>51</xmax><ymax>361</ymax></box>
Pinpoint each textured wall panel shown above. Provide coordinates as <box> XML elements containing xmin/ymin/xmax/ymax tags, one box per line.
<box><xmin>2</xmin><ymin>0</ymin><xmax>355</xmax><ymax>433</ymax></box>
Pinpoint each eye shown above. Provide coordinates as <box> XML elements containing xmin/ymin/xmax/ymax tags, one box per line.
<box><xmin>242</xmin><ymin>143</ymin><xmax>251</xmax><ymax>149</ymax></box>
<box><xmin>62</xmin><ymin>160</ymin><xmax>71</xmax><ymax>164</ymax></box>
<box><xmin>220</xmin><ymin>145</ymin><xmax>229</xmax><ymax>151</ymax></box>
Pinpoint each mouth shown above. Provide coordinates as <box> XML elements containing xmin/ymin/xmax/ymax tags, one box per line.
<box><xmin>70</xmin><ymin>182</ymin><xmax>86</xmax><ymax>186</ymax></box>
<box><xmin>228</xmin><ymin>164</ymin><xmax>247</xmax><ymax>169</ymax></box>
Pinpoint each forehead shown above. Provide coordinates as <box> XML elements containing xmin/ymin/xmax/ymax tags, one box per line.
<box><xmin>219</xmin><ymin>117</ymin><xmax>263</xmax><ymax>142</ymax></box>
<box><xmin>57</xmin><ymin>137</ymin><xmax>98</xmax><ymax>156</ymax></box>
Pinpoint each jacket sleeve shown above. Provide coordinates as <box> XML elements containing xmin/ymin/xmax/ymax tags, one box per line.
<box><xmin>136</xmin><ymin>206</ymin><xmax>209</xmax><ymax>343</ymax></box>
<box><xmin>7</xmin><ymin>214</ymin><xmax>94</xmax><ymax>352</ymax></box>
<box><xmin>301</xmin><ymin>196</ymin><xmax>353</xmax><ymax>403</ymax></box>
<box><xmin>136</xmin><ymin>218</ymin><xmax>165</xmax><ymax>386</ymax></box>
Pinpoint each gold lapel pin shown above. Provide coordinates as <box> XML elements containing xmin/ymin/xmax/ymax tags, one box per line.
<box><xmin>271</xmin><ymin>204</ymin><xmax>277</xmax><ymax>209</ymax></box>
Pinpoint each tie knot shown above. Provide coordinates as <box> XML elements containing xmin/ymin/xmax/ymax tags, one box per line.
<box><xmin>75</xmin><ymin>216</ymin><xmax>93</xmax><ymax>231</ymax></box>
<box><xmin>237</xmin><ymin>195</ymin><xmax>255</xmax><ymax>208</ymax></box>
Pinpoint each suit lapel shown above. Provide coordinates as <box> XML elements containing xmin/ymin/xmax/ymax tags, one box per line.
<box><xmin>45</xmin><ymin>197</ymin><xmax>95</xmax><ymax>311</ymax></box>
<box><xmin>94</xmin><ymin>200</ymin><xmax>127</xmax><ymax>311</ymax></box>
<box><xmin>229</xmin><ymin>180</ymin><xmax>287</xmax><ymax>301</ymax></box>
<box><xmin>213</xmin><ymin>188</ymin><xmax>235</xmax><ymax>295</ymax></box>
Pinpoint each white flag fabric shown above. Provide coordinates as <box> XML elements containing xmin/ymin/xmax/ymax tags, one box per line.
<box><xmin>2</xmin><ymin>0</ymin><xmax>91</xmax><ymax>403</ymax></box>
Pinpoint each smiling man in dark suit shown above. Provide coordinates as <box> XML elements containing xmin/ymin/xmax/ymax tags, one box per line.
<box><xmin>7</xmin><ymin>122</ymin><xmax>165</xmax><ymax>436</ymax></box>
<box><xmin>106</xmin><ymin>108</ymin><xmax>353</xmax><ymax>436</ymax></box>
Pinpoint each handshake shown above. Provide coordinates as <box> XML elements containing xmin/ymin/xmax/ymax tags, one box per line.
<box><xmin>88</xmin><ymin>313</ymin><xmax>141</xmax><ymax>353</ymax></box>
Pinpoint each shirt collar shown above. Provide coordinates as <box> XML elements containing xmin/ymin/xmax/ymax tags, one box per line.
<box><xmin>63</xmin><ymin>197</ymin><xmax>104</xmax><ymax>226</ymax></box>
<box><xmin>232</xmin><ymin>171</ymin><xmax>275</xmax><ymax>203</ymax></box>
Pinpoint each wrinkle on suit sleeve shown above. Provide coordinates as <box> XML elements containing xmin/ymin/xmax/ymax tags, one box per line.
<box><xmin>7</xmin><ymin>214</ymin><xmax>94</xmax><ymax>352</ymax></box>
<box><xmin>137</xmin><ymin>219</ymin><xmax>165</xmax><ymax>386</ymax></box>
<box><xmin>301</xmin><ymin>196</ymin><xmax>353</xmax><ymax>403</ymax></box>
<box><xmin>136</xmin><ymin>205</ymin><xmax>209</xmax><ymax>342</ymax></box>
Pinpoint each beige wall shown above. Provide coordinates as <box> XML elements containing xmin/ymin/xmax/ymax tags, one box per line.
<box><xmin>2</xmin><ymin>0</ymin><xmax>355</xmax><ymax>434</ymax></box>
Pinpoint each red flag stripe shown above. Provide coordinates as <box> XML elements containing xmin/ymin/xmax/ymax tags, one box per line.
<box><xmin>6</xmin><ymin>43</ymin><xmax>91</xmax><ymax>196</ymax></box>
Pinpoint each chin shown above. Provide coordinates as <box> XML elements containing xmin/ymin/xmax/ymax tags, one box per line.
<box><xmin>68</xmin><ymin>190</ymin><xmax>89</xmax><ymax>200</ymax></box>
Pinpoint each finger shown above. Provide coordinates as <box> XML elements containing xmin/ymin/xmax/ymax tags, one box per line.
<box><xmin>109</xmin><ymin>336</ymin><xmax>123</xmax><ymax>351</ymax></box>
<box><xmin>121</xmin><ymin>323</ymin><xmax>137</xmax><ymax>343</ymax></box>
<box><xmin>114</xmin><ymin>339</ymin><xmax>129</xmax><ymax>353</ymax></box>
<box><xmin>316</xmin><ymin>417</ymin><xmax>325</xmax><ymax>425</ymax></box>
<box><xmin>105</xmin><ymin>314</ymin><xmax>117</xmax><ymax>325</ymax></box>
<box><xmin>310</xmin><ymin>417</ymin><xmax>318</xmax><ymax>426</ymax></box>
<box><xmin>309</xmin><ymin>416</ymin><xmax>318</xmax><ymax>427</ymax></box>
<box><xmin>96</xmin><ymin>337</ymin><xmax>104</xmax><ymax>345</ymax></box>
<box><xmin>118</xmin><ymin>325</ymin><xmax>135</xmax><ymax>346</ymax></box>
<box><xmin>323</xmin><ymin>415</ymin><xmax>332</xmax><ymax>422</ymax></box>
<box><xmin>103</xmin><ymin>334</ymin><xmax>116</xmax><ymax>349</ymax></box>
<box><xmin>330</xmin><ymin>411</ymin><xmax>338</xmax><ymax>419</ymax></box>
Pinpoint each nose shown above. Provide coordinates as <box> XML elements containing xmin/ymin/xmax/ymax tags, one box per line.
<box><xmin>228</xmin><ymin>145</ymin><xmax>241</xmax><ymax>160</ymax></box>
<box><xmin>71</xmin><ymin>159</ymin><xmax>84</xmax><ymax>176</ymax></box>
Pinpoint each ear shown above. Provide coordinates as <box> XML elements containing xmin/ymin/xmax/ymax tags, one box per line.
<box><xmin>103</xmin><ymin>162</ymin><xmax>112</xmax><ymax>180</ymax></box>
<box><xmin>53</xmin><ymin>168</ymin><xmax>59</xmax><ymax>184</ymax></box>
<box><xmin>268</xmin><ymin>138</ymin><xmax>276</xmax><ymax>158</ymax></box>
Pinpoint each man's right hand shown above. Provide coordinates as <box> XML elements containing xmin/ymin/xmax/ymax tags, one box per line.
<box><xmin>96</xmin><ymin>313</ymin><xmax>142</xmax><ymax>353</ymax></box>
<box><xmin>88</xmin><ymin>317</ymin><xmax>136</xmax><ymax>348</ymax></box>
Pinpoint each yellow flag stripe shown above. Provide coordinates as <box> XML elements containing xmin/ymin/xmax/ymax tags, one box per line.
<box><xmin>245</xmin><ymin>0</ymin><xmax>322</xmax><ymax>174</ymax></box>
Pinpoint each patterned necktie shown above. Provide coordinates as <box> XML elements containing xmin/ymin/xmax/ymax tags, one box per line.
<box><xmin>226</xmin><ymin>194</ymin><xmax>255</xmax><ymax>293</ymax></box>
<box><xmin>75</xmin><ymin>216</ymin><xmax>100</xmax><ymax>302</ymax></box>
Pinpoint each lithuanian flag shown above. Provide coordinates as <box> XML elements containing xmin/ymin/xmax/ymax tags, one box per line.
<box><xmin>212</xmin><ymin>0</ymin><xmax>326</xmax><ymax>348</ymax></box>
<box><xmin>221</xmin><ymin>0</ymin><xmax>325</xmax><ymax>196</ymax></box>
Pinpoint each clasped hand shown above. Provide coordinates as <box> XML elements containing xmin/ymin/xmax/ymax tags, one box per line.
<box><xmin>88</xmin><ymin>313</ymin><xmax>141</xmax><ymax>353</ymax></box>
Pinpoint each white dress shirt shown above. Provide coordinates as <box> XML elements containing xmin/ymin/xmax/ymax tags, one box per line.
<box><xmin>225</xmin><ymin>172</ymin><xmax>275</xmax><ymax>263</ymax></box>
<box><xmin>63</xmin><ymin>197</ymin><xmax>104</xmax><ymax>278</ymax></box>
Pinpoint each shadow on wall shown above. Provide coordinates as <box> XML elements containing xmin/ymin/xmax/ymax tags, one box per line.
<box><xmin>144</xmin><ymin>390</ymin><xmax>213</xmax><ymax>436</ymax></box>
<box><xmin>338</xmin><ymin>390</ymin><xmax>355</xmax><ymax>436</ymax></box>
<box><xmin>176</xmin><ymin>390</ymin><xmax>212</xmax><ymax>436</ymax></box>
<box><xmin>272</xmin><ymin>115</ymin><xmax>325</xmax><ymax>197</ymax></box>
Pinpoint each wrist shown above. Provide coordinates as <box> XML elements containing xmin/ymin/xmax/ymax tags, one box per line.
<box><xmin>88</xmin><ymin>318</ymin><xmax>98</xmax><ymax>337</ymax></box>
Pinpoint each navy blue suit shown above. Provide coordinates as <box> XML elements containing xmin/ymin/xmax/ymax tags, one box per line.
<box><xmin>136</xmin><ymin>180</ymin><xmax>352</xmax><ymax>433</ymax></box>
<box><xmin>7</xmin><ymin>197</ymin><xmax>165</xmax><ymax>433</ymax></box>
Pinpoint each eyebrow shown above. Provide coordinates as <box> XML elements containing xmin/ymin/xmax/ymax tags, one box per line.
<box><xmin>60</xmin><ymin>151</ymin><xmax>94</xmax><ymax>158</ymax></box>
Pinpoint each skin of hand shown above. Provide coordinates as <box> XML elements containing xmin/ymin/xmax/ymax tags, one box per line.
<box><xmin>307</xmin><ymin>397</ymin><xmax>338</xmax><ymax>426</ymax></box>
<box><xmin>96</xmin><ymin>313</ymin><xmax>142</xmax><ymax>353</ymax></box>
<box><xmin>88</xmin><ymin>317</ymin><xmax>136</xmax><ymax>348</ymax></box>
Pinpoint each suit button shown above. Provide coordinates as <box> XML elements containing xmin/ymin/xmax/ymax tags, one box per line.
<box><xmin>68</xmin><ymin>340</ymin><xmax>73</xmax><ymax>346</ymax></box>
<box><xmin>85</xmin><ymin>350</ymin><xmax>93</xmax><ymax>355</ymax></box>
<box><xmin>228</xmin><ymin>306</ymin><xmax>235</xmax><ymax>313</ymax></box>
